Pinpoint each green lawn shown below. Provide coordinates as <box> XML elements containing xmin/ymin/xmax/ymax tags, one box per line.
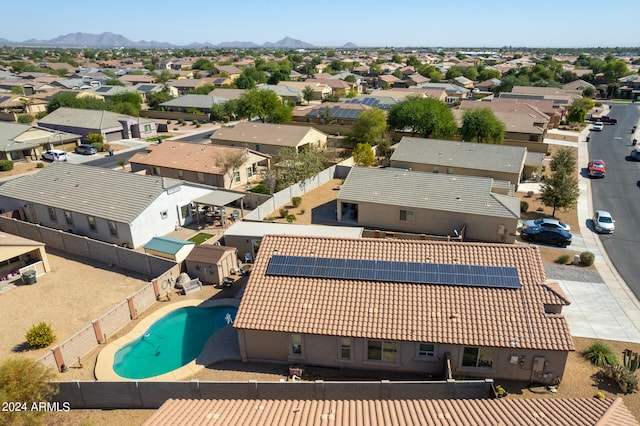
<box><xmin>188</xmin><ymin>233</ymin><xmax>214</xmax><ymax>245</ymax></box>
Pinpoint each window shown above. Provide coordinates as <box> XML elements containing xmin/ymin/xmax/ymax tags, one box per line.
<box><xmin>160</xmin><ymin>210</ymin><xmax>168</xmax><ymax>220</ymax></box>
<box><xmin>47</xmin><ymin>207</ymin><xmax>57</xmax><ymax>222</ymax></box>
<box><xmin>246</xmin><ymin>167</ymin><xmax>253</xmax><ymax>178</ymax></box>
<box><xmin>151</xmin><ymin>167</ymin><xmax>160</xmax><ymax>176</ymax></box>
<box><xmin>197</xmin><ymin>172</ymin><xmax>205</xmax><ymax>183</ymax></box>
<box><xmin>87</xmin><ymin>216</ymin><xmax>97</xmax><ymax>231</ymax></box>
<box><xmin>462</xmin><ymin>346</ymin><xmax>494</xmax><ymax>368</ymax></box>
<box><xmin>418</xmin><ymin>343</ymin><xmax>436</xmax><ymax>358</ymax></box>
<box><xmin>367</xmin><ymin>340</ymin><xmax>397</xmax><ymax>362</ymax></box>
<box><xmin>64</xmin><ymin>210</ymin><xmax>73</xmax><ymax>225</ymax></box>
<box><xmin>144</xmin><ymin>124</ymin><xmax>152</xmax><ymax>132</ymax></box>
<box><xmin>339</xmin><ymin>337</ymin><xmax>352</xmax><ymax>360</ymax></box>
<box><xmin>432</xmin><ymin>166</ymin><xmax>440</xmax><ymax>173</ymax></box>
<box><xmin>234</xmin><ymin>171</ymin><xmax>241</xmax><ymax>183</ymax></box>
<box><xmin>447</xmin><ymin>167</ymin><xmax>454</xmax><ymax>174</ymax></box>
<box><xmin>255</xmin><ymin>144</ymin><xmax>261</xmax><ymax>152</ymax></box>
<box><xmin>108</xmin><ymin>221</ymin><xmax>118</xmax><ymax>237</ymax></box>
<box><xmin>177</xmin><ymin>170</ymin><xmax>184</xmax><ymax>180</ymax></box>
<box><xmin>399</xmin><ymin>209</ymin><xmax>415</xmax><ymax>222</ymax></box>
<box><xmin>290</xmin><ymin>334</ymin><xmax>303</xmax><ymax>355</ymax></box>
<box><xmin>180</xmin><ymin>204</ymin><xmax>190</xmax><ymax>219</ymax></box>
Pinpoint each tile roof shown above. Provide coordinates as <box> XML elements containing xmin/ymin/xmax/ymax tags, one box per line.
<box><xmin>0</xmin><ymin>163</ymin><xmax>184</xmax><ymax>224</ymax></box>
<box><xmin>211</xmin><ymin>122</ymin><xmax>326</xmax><ymax>148</ymax></box>
<box><xmin>128</xmin><ymin>141</ymin><xmax>268</xmax><ymax>174</ymax></box>
<box><xmin>145</xmin><ymin>397</ymin><xmax>638</xmax><ymax>426</ymax></box>
<box><xmin>338</xmin><ymin>167</ymin><xmax>520</xmax><ymax>219</ymax></box>
<box><xmin>391</xmin><ymin>137</ymin><xmax>527</xmax><ymax>175</ymax></box>
<box><xmin>234</xmin><ymin>235</ymin><xmax>574</xmax><ymax>351</ymax></box>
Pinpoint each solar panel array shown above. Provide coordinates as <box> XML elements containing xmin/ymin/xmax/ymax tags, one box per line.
<box><xmin>343</xmin><ymin>97</ymin><xmax>395</xmax><ymax>109</ymax></box>
<box><xmin>137</xmin><ymin>84</ymin><xmax>156</xmax><ymax>92</ymax></box>
<box><xmin>95</xmin><ymin>87</ymin><xmax>111</xmax><ymax>93</ymax></box>
<box><xmin>307</xmin><ymin>107</ymin><xmax>362</xmax><ymax>120</ymax></box>
<box><xmin>266</xmin><ymin>255</ymin><xmax>520</xmax><ymax>289</ymax></box>
<box><xmin>0</xmin><ymin>95</ymin><xmax>12</xmax><ymax>104</ymax></box>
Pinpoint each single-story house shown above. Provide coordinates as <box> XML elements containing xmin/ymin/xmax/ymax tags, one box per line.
<box><xmin>337</xmin><ymin>167</ymin><xmax>520</xmax><ymax>243</ymax></box>
<box><xmin>158</xmin><ymin>94</ymin><xmax>227</xmax><ymax>114</ymax></box>
<box><xmin>460</xmin><ymin>97</ymin><xmax>560</xmax><ymax>129</ymax></box>
<box><xmin>0</xmin><ymin>122</ymin><xmax>81</xmax><ymax>161</ymax></box>
<box><xmin>390</xmin><ymin>137</ymin><xmax>543</xmax><ymax>185</ymax></box>
<box><xmin>277</xmin><ymin>81</ymin><xmax>331</xmax><ymax>100</ymax></box>
<box><xmin>211</xmin><ymin>65</ymin><xmax>242</xmax><ymax>81</ymax></box>
<box><xmin>129</xmin><ymin>141</ymin><xmax>271</xmax><ymax>190</ymax></box>
<box><xmin>210</xmin><ymin>122</ymin><xmax>327</xmax><ymax>156</ymax></box>
<box><xmin>184</xmin><ymin>244</ymin><xmax>237</xmax><ymax>285</ymax></box>
<box><xmin>417</xmin><ymin>82</ymin><xmax>470</xmax><ymax>103</ymax></box>
<box><xmin>166</xmin><ymin>78</ymin><xmax>216</xmax><ymax>96</ymax></box>
<box><xmin>37</xmin><ymin>107</ymin><xmax>157</xmax><ymax>143</ymax></box>
<box><xmin>222</xmin><ymin>221</ymin><xmax>363</xmax><ymax>260</ymax></box>
<box><xmin>131</xmin><ymin>83</ymin><xmax>179</xmax><ymax>101</ymax></box>
<box><xmin>292</xmin><ymin>102</ymin><xmax>370</xmax><ymax>128</ymax></box>
<box><xmin>0</xmin><ymin>163</ymin><xmax>223</xmax><ymax>249</ymax></box>
<box><xmin>234</xmin><ymin>234</ymin><xmax>575</xmax><ymax>383</ymax></box>
<box><xmin>143</xmin><ymin>236</ymin><xmax>195</xmax><ymax>263</ymax></box>
<box><xmin>0</xmin><ymin>231</ymin><xmax>51</xmax><ymax>281</ymax></box>
<box><xmin>257</xmin><ymin>84</ymin><xmax>303</xmax><ymax>104</ymax></box>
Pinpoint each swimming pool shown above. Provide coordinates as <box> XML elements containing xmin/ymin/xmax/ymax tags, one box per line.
<box><xmin>112</xmin><ymin>305</ymin><xmax>237</xmax><ymax>380</ymax></box>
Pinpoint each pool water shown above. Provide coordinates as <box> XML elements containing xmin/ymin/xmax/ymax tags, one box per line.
<box><xmin>113</xmin><ymin>305</ymin><xmax>237</xmax><ymax>379</ymax></box>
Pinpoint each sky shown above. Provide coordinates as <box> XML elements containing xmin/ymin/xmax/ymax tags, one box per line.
<box><xmin>3</xmin><ymin>0</ymin><xmax>639</xmax><ymax>48</ymax></box>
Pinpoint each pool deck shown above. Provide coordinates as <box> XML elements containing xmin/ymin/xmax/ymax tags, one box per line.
<box><xmin>94</xmin><ymin>298</ymin><xmax>241</xmax><ymax>382</ymax></box>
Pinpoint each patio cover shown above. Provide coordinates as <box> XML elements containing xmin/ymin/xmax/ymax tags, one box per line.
<box><xmin>193</xmin><ymin>190</ymin><xmax>244</xmax><ymax>207</ymax></box>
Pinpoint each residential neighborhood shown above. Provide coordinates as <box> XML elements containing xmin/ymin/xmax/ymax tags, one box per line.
<box><xmin>1</xmin><ymin>27</ymin><xmax>640</xmax><ymax>425</ymax></box>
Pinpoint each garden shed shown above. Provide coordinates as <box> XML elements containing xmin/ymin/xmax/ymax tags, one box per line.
<box><xmin>184</xmin><ymin>244</ymin><xmax>237</xmax><ymax>285</ymax></box>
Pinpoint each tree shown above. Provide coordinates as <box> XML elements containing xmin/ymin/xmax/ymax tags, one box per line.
<box><xmin>550</xmin><ymin>147</ymin><xmax>577</xmax><ymax>174</ymax></box>
<box><xmin>238</xmin><ymin>89</ymin><xmax>281</xmax><ymax>122</ymax></box>
<box><xmin>215</xmin><ymin>151</ymin><xmax>246</xmax><ymax>189</ymax></box>
<box><xmin>387</xmin><ymin>95</ymin><xmax>457</xmax><ymax>139</ymax></box>
<box><xmin>267</xmin><ymin>102</ymin><xmax>293</xmax><ymax>124</ymax></box>
<box><xmin>0</xmin><ymin>357</ymin><xmax>58</xmax><ymax>425</ymax></box>
<box><xmin>147</xmin><ymin>90</ymin><xmax>174</xmax><ymax>109</ymax></box>
<box><xmin>274</xmin><ymin>146</ymin><xmax>325</xmax><ymax>190</ymax></box>
<box><xmin>460</xmin><ymin>108</ymin><xmax>506</xmax><ymax>144</ymax></box>
<box><xmin>540</xmin><ymin>169</ymin><xmax>579</xmax><ymax>217</ymax></box>
<box><xmin>567</xmin><ymin>107</ymin><xmax>586</xmax><ymax>124</ymax></box>
<box><xmin>302</xmin><ymin>85</ymin><xmax>315</xmax><ymax>105</ymax></box>
<box><xmin>353</xmin><ymin>143</ymin><xmax>375</xmax><ymax>166</ymax></box>
<box><xmin>347</xmin><ymin>108</ymin><xmax>387</xmax><ymax>147</ymax></box>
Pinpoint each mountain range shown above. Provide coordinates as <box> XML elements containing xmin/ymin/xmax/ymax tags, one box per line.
<box><xmin>0</xmin><ymin>32</ymin><xmax>353</xmax><ymax>49</ymax></box>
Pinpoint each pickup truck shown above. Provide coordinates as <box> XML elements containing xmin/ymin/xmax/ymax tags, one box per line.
<box><xmin>586</xmin><ymin>115</ymin><xmax>618</xmax><ymax>124</ymax></box>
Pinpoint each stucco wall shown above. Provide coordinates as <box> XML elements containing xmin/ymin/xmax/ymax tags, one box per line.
<box><xmin>390</xmin><ymin>160</ymin><xmax>523</xmax><ymax>186</ymax></box>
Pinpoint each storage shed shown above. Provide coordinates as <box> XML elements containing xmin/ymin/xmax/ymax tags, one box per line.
<box><xmin>184</xmin><ymin>244</ymin><xmax>238</xmax><ymax>285</ymax></box>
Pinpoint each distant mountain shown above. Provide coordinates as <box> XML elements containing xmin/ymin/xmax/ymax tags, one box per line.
<box><xmin>343</xmin><ymin>42</ymin><xmax>358</xmax><ymax>48</ymax></box>
<box><xmin>0</xmin><ymin>32</ymin><xmax>318</xmax><ymax>49</ymax></box>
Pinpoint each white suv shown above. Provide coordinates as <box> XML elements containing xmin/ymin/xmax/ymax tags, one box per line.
<box><xmin>593</xmin><ymin>210</ymin><xmax>615</xmax><ymax>234</ymax></box>
<box><xmin>41</xmin><ymin>149</ymin><xmax>68</xmax><ymax>162</ymax></box>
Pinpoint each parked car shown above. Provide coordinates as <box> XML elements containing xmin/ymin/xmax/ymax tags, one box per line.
<box><xmin>588</xmin><ymin>159</ymin><xmax>606</xmax><ymax>178</ymax></box>
<box><xmin>592</xmin><ymin>122</ymin><xmax>604</xmax><ymax>131</ymax></box>
<box><xmin>75</xmin><ymin>144</ymin><xmax>97</xmax><ymax>155</ymax></box>
<box><xmin>41</xmin><ymin>149</ymin><xmax>68</xmax><ymax>162</ymax></box>
<box><xmin>593</xmin><ymin>210</ymin><xmax>615</xmax><ymax>234</ymax></box>
<box><xmin>630</xmin><ymin>147</ymin><xmax>640</xmax><ymax>161</ymax></box>
<box><xmin>523</xmin><ymin>217</ymin><xmax>571</xmax><ymax>232</ymax></box>
<box><xmin>521</xmin><ymin>226</ymin><xmax>572</xmax><ymax>247</ymax></box>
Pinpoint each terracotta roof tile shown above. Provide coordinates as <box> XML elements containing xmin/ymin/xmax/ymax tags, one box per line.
<box><xmin>234</xmin><ymin>236</ymin><xmax>574</xmax><ymax>351</ymax></box>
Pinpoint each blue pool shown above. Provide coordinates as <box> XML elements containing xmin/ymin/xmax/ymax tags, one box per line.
<box><xmin>113</xmin><ymin>305</ymin><xmax>237</xmax><ymax>379</ymax></box>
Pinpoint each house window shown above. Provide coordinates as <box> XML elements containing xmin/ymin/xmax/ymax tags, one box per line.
<box><xmin>367</xmin><ymin>340</ymin><xmax>397</xmax><ymax>362</ymax></box>
<box><xmin>180</xmin><ymin>204</ymin><xmax>190</xmax><ymax>219</ymax></box>
<box><xmin>87</xmin><ymin>216</ymin><xmax>97</xmax><ymax>231</ymax></box>
<box><xmin>255</xmin><ymin>144</ymin><xmax>261</xmax><ymax>152</ymax></box>
<box><xmin>432</xmin><ymin>166</ymin><xmax>440</xmax><ymax>173</ymax></box>
<box><xmin>418</xmin><ymin>343</ymin><xmax>436</xmax><ymax>358</ymax></box>
<box><xmin>178</xmin><ymin>170</ymin><xmax>184</xmax><ymax>180</ymax></box>
<box><xmin>197</xmin><ymin>172</ymin><xmax>205</xmax><ymax>183</ymax></box>
<box><xmin>108</xmin><ymin>221</ymin><xmax>118</xmax><ymax>237</ymax></box>
<box><xmin>150</xmin><ymin>167</ymin><xmax>160</xmax><ymax>176</ymax></box>
<box><xmin>233</xmin><ymin>171</ymin><xmax>240</xmax><ymax>183</ymax></box>
<box><xmin>246</xmin><ymin>167</ymin><xmax>253</xmax><ymax>178</ymax></box>
<box><xmin>447</xmin><ymin>167</ymin><xmax>454</xmax><ymax>174</ymax></box>
<box><xmin>399</xmin><ymin>209</ymin><xmax>414</xmax><ymax>222</ymax></box>
<box><xmin>47</xmin><ymin>207</ymin><xmax>57</xmax><ymax>222</ymax></box>
<box><xmin>339</xmin><ymin>337</ymin><xmax>352</xmax><ymax>360</ymax></box>
<box><xmin>160</xmin><ymin>210</ymin><xmax>168</xmax><ymax>220</ymax></box>
<box><xmin>144</xmin><ymin>124</ymin><xmax>152</xmax><ymax>132</ymax></box>
<box><xmin>64</xmin><ymin>210</ymin><xmax>73</xmax><ymax>225</ymax></box>
<box><xmin>462</xmin><ymin>346</ymin><xmax>494</xmax><ymax>368</ymax></box>
<box><xmin>290</xmin><ymin>334</ymin><xmax>303</xmax><ymax>355</ymax></box>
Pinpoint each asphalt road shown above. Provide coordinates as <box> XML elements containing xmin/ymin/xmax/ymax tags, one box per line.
<box><xmin>174</xmin><ymin>130</ymin><xmax>215</xmax><ymax>143</ymax></box>
<box><xmin>586</xmin><ymin>102</ymin><xmax>640</xmax><ymax>299</ymax></box>
<box><xmin>83</xmin><ymin>147</ymin><xmax>147</xmax><ymax>168</ymax></box>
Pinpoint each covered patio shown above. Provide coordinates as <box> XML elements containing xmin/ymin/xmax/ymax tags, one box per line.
<box><xmin>193</xmin><ymin>191</ymin><xmax>246</xmax><ymax>230</ymax></box>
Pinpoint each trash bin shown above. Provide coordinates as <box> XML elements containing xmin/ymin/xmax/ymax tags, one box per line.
<box><xmin>586</xmin><ymin>137</ymin><xmax>590</xmax><ymax>142</ymax></box>
<box><xmin>108</xmin><ymin>149</ymin><xmax>114</xmax><ymax>157</ymax></box>
<box><xmin>22</xmin><ymin>270</ymin><xmax>36</xmax><ymax>285</ymax></box>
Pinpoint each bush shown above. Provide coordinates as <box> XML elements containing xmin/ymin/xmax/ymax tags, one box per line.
<box><xmin>36</xmin><ymin>111</ymin><xmax>47</xmax><ymax>119</ymax></box>
<box><xmin>248</xmin><ymin>184</ymin><xmax>270</xmax><ymax>194</ymax></box>
<box><xmin>291</xmin><ymin>196</ymin><xmax>302</xmax><ymax>208</ymax></box>
<box><xmin>0</xmin><ymin>159</ymin><xmax>14</xmax><ymax>171</ymax></box>
<box><xmin>520</xmin><ymin>201</ymin><xmax>529</xmax><ymax>213</ymax></box>
<box><xmin>91</xmin><ymin>142</ymin><xmax>104</xmax><ymax>152</ymax></box>
<box><xmin>286</xmin><ymin>214</ymin><xmax>297</xmax><ymax>223</ymax></box>
<box><xmin>25</xmin><ymin>322</ymin><xmax>55</xmax><ymax>349</ymax></box>
<box><xmin>17</xmin><ymin>114</ymin><xmax>33</xmax><ymax>124</ymax></box>
<box><xmin>580</xmin><ymin>251</ymin><xmax>595</xmax><ymax>266</ymax></box>
<box><xmin>279</xmin><ymin>208</ymin><xmax>289</xmax><ymax>218</ymax></box>
<box><xmin>86</xmin><ymin>132</ymin><xmax>104</xmax><ymax>145</ymax></box>
<box><xmin>527</xmin><ymin>191</ymin><xmax>534</xmax><ymax>198</ymax></box>
<box><xmin>556</xmin><ymin>254</ymin><xmax>571</xmax><ymax>264</ymax></box>
<box><xmin>601</xmin><ymin>365</ymin><xmax>639</xmax><ymax>394</ymax></box>
<box><xmin>299</xmin><ymin>209</ymin><xmax>305</xmax><ymax>215</ymax></box>
<box><xmin>36</xmin><ymin>162</ymin><xmax>44</xmax><ymax>168</ymax></box>
<box><xmin>178</xmin><ymin>119</ymin><xmax>186</xmax><ymax>126</ymax></box>
<box><xmin>584</xmin><ymin>341</ymin><xmax>619</xmax><ymax>367</ymax></box>
<box><xmin>103</xmin><ymin>143</ymin><xmax>111</xmax><ymax>153</ymax></box>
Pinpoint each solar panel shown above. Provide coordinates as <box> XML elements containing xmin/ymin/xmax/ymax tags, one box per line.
<box><xmin>266</xmin><ymin>255</ymin><xmax>520</xmax><ymax>289</ymax></box>
<box><xmin>95</xmin><ymin>86</ymin><xmax>111</xmax><ymax>93</ymax></box>
<box><xmin>0</xmin><ymin>95</ymin><xmax>11</xmax><ymax>103</ymax></box>
<box><xmin>138</xmin><ymin>84</ymin><xmax>155</xmax><ymax>91</ymax></box>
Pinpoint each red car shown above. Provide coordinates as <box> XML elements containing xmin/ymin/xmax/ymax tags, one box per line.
<box><xmin>588</xmin><ymin>159</ymin><xmax>606</xmax><ymax>178</ymax></box>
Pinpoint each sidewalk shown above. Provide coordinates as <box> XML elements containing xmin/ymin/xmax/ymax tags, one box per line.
<box><xmin>545</xmin><ymin>117</ymin><xmax>640</xmax><ymax>342</ymax></box>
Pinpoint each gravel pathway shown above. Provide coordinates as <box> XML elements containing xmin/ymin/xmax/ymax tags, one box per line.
<box><xmin>544</xmin><ymin>264</ymin><xmax>605</xmax><ymax>283</ymax></box>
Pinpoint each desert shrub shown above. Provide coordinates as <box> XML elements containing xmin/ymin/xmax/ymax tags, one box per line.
<box><xmin>86</xmin><ymin>132</ymin><xmax>103</xmax><ymax>145</ymax></box>
<box><xmin>527</xmin><ymin>191</ymin><xmax>534</xmax><ymax>197</ymax></box>
<box><xmin>556</xmin><ymin>254</ymin><xmax>571</xmax><ymax>264</ymax></box>
<box><xmin>584</xmin><ymin>341</ymin><xmax>619</xmax><ymax>367</ymax></box>
<box><xmin>25</xmin><ymin>322</ymin><xmax>55</xmax><ymax>349</ymax></box>
<box><xmin>192</xmin><ymin>120</ymin><xmax>200</xmax><ymax>126</ymax></box>
<box><xmin>249</xmin><ymin>184</ymin><xmax>270</xmax><ymax>194</ymax></box>
<box><xmin>286</xmin><ymin>214</ymin><xmax>297</xmax><ymax>223</ymax></box>
<box><xmin>0</xmin><ymin>160</ymin><xmax>14</xmax><ymax>171</ymax></box>
<box><xmin>601</xmin><ymin>365</ymin><xmax>639</xmax><ymax>394</ymax></box>
<box><xmin>298</xmin><ymin>209</ymin><xmax>305</xmax><ymax>215</ymax></box>
<box><xmin>36</xmin><ymin>111</ymin><xmax>47</xmax><ymax>119</ymax></box>
<box><xmin>279</xmin><ymin>208</ymin><xmax>289</xmax><ymax>218</ymax></box>
<box><xmin>103</xmin><ymin>143</ymin><xmax>111</xmax><ymax>153</ymax></box>
<box><xmin>91</xmin><ymin>142</ymin><xmax>104</xmax><ymax>152</ymax></box>
<box><xmin>580</xmin><ymin>251</ymin><xmax>595</xmax><ymax>266</ymax></box>
<box><xmin>17</xmin><ymin>114</ymin><xmax>33</xmax><ymax>124</ymax></box>
<box><xmin>291</xmin><ymin>196</ymin><xmax>302</xmax><ymax>208</ymax></box>
<box><xmin>520</xmin><ymin>201</ymin><xmax>529</xmax><ymax>213</ymax></box>
<box><xmin>178</xmin><ymin>118</ymin><xmax>186</xmax><ymax>126</ymax></box>
<box><xmin>166</xmin><ymin>119</ymin><xmax>171</xmax><ymax>124</ymax></box>
<box><xmin>36</xmin><ymin>162</ymin><xmax>44</xmax><ymax>168</ymax></box>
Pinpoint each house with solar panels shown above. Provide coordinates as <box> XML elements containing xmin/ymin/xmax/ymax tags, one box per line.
<box><xmin>292</xmin><ymin>102</ymin><xmax>370</xmax><ymax>130</ymax></box>
<box><xmin>336</xmin><ymin>167</ymin><xmax>520</xmax><ymax>243</ymax></box>
<box><xmin>233</xmin><ymin>234</ymin><xmax>574</xmax><ymax>383</ymax></box>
